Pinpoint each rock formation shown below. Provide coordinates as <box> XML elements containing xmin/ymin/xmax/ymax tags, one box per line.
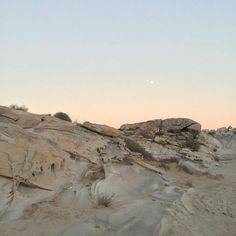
<box><xmin>0</xmin><ymin>105</ymin><xmax>236</xmax><ymax>235</ymax></box>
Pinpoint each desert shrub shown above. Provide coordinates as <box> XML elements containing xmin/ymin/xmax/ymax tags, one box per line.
<box><xmin>9</xmin><ymin>104</ymin><xmax>28</xmax><ymax>112</ymax></box>
<box><xmin>53</xmin><ymin>112</ymin><xmax>72</xmax><ymax>122</ymax></box>
<box><xmin>97</xmin><ymin>193</ymin><xmax>115</xmax><ymax>207</ymax></box>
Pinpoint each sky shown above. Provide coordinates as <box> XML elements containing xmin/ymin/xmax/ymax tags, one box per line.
<box><xmin>0</xmin><ymin>0</ymin><xmax>236</xmax><ymax>129</ymax></box>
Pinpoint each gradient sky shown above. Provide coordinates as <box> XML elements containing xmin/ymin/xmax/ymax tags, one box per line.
<box><xmin>1</xmin><ymin>1</ymin><xmax>236</xmax><ymax>128</ymax></box>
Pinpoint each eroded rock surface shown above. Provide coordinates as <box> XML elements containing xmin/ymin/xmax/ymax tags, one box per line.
<box><xmin>0</xmin><ymin>106</ymin><xmax>235</xmax><ymax>235</ymax></box>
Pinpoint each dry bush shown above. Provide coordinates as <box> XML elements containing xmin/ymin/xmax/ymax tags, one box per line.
<box><xmin>53</xmin><ymin>112</ymin><xmax>72</xmax><ymax>122</ymax></box>
<box><xmin>9</xmin><ymin>104</ymin><xmax>28</xmax><ymax>112</ymax></box>
<box><xmin>97</xmin><ymin>193</ymin><xmax>115</xmax><ymax>207</ymax></box>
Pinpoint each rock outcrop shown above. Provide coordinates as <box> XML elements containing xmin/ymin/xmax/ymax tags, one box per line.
<box><xmin>82</xmin><ymin>121</ymin><xmax>123</xmax><ymax>138</ymax></box>
<box><xmin>0</xmin><ymin>105</ymin><xmax>235</xmax><ymax>236</ymax></box>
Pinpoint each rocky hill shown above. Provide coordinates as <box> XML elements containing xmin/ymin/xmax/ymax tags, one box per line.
<box><xmin>0</xmin><ymin>105</ymin><xmax>236</xmax><ymax>235</ymax></box>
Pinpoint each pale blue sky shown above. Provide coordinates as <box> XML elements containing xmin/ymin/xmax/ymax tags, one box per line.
<box><xmin>1</xmin><ymin>1</ymin><xmax>236</xmax><ymax>128</ymax></box>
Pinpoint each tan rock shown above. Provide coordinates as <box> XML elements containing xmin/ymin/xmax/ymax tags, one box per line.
<box><xmin>82</xmin><ymin>121</ymin><xmax>123</xmax><ymax>137</ymax></box>
<box><xmin>0</xmin><ymin>123</ymin><xmax>71</xmax><ymax>191</ymax></box>
<box><xmin>120</xmin><ymin>118</ymin><xmax>201</xmax><ymax>137</ymax></box>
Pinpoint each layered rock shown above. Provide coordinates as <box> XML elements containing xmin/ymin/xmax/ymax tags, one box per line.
<box><xmin>81</xmin><ymin>121</ymin><xmax>123</xmax><ymax>138</ymax></box>
<box><xmin>0</xmin><ymin>106</ymin><xmax>234</xmax><ymax>236</ymax></box>
<box><xmin>120</xmin><ymin>118</ymin><xmax>201</xmax><ymax>137</ymax></box>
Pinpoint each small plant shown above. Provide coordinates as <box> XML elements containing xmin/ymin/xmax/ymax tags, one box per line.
<box><xmin>97</xmin><ymin>193</ymin><xmax>115</xmax><ymax>207</ymax></box>
<box><xmin>9</xmin><ymin>104</ymin><xmax>28</xmax><ymax>112</ymax></box>
<box><xmin>53</xmin><ymin>112</ymin><xmax>72</xmax><ymax>122</ymax></box>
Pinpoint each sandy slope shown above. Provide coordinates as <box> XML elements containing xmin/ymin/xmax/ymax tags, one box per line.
<box><xmin>156</xmin><ymin>158</ymin><xmax>236</xmax><ymax>236</ymax></box>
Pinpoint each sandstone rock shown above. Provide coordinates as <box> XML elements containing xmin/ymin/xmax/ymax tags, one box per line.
<box><xmin>120</xmin><ymin>118</ymin><xmax>201</xmax><ymax>138</ymax></box>
<box><xmin>1</xmin><ymin>105</ymin><xmax>234</xmax><ymax>236</ymax></box>
<box><xmin>82</xmin><ymin>121</ymin><xmax>123</xmax><ymax>137</ymax></box>
<box><xmin>177</xmin><ymin>159</ymin><xmax>209</xmax><ymax>175</ymax></box>
<box><xmin>0</xmin><ymin>106</ymin><xmax>60</xmax><ymax>129</ymax></box>
<box><xmin>0</xmin><ymin>122</ymin><xmax>71</xmax><ymax>190</ymax></box>
<box><xmin>120</xmin><ymin>119</ymin><xmax>162</xmax><ymax>138</ymax></box>
<box><xmin>0</xmin><ymin>106</ymin><xmax>44</xmax><ymax>128</ymax></box>
<box><xmin>161</xmin><ymin>118</ymin><xmax>201</xmax><ymax>134</ymax></box>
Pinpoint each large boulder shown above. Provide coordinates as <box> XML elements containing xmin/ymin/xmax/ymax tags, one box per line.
<box><xmin>161</xmin><ymin>118</ymin><xmax>201</xmax><ymax>134</ymax></box>
<box><xmin>120</xmin><ymin>118</ymin><xmax>202</xmax><ymax>157</ymax></box>
<box><xmin>120</xmin><ymin>118</ymin><xmax>201</xmax><ymax>138</ymax></box>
